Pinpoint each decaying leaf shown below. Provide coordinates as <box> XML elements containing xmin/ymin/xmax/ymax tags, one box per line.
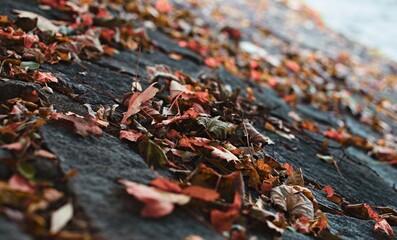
<box><xmin>197</xmin><ymin>116</ymin><xmax>230</xmax><ymax>139</ymax></box>
<box><xmin>140</xmin><ymin>139</ymin><xmax>168</xmax><ymax>167</ymax></box>
<box><xmin>119</xmin><ymin>179</ymin><xmax>190</xmax><ymax>218</ymax></box>
<box><xmin>244</xmin><ymin>121</ymin><xmax>274</xmax><ymax>145</ymax></box>
<box><xmin>271</xmin><ymin>185</ymin><xmax>315</xmax><ymax>219</ymax></box>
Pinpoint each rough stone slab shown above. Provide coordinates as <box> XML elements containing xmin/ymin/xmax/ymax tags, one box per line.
<box><xmin>41</xmin><ymin>124</ymin><xmax>222</xmax><ymax>240</ymax></box>
<box><xmin>265</xmin><ymin>131</ymin><xmax>397</xmax><ymax>209</ymax></box>
<box><xmin>0</xmin><ymin>216</ymin><xmax>33</xmax><ymax>240</ymax></box>
<box><xmin>327</xmin><ymin>213</ymin><xmax>397</xmax><ymax>240</ymax></box>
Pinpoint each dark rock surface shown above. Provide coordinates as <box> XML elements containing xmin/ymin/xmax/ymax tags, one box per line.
<box><xmin>0</xmin><ymin>215</ymin><xmax>33</xmax><ymax>240</ymax></box>
<box><xmin>41</xmin><ymin>124</ymin><xmax>222</xmax><ymax>240</ymax></box>
<box><xmin>1</xmin><ymin>0</ymin><xmax>397</xmax><ymax>239</ymax></box>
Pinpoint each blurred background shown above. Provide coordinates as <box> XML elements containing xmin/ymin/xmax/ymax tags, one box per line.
<box><xmin>303</xmin><ymin>0</ymin><xmax>397</xmax><ymax>61</ymax></box>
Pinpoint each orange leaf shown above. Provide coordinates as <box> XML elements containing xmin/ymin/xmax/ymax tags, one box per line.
<box><xmin>150</xmin><ymin>177</ymin><xmax>182</xmax><ymax>193</ymax></box>
<box><xmin>282</xmin><ymin>163</ymin><xmax>294</xmax><ymax>176</ymax></box>
<box><xmin>182</xmin><ymin>185</ymin><xmax>219</xmax><ymax>202</ymax></box>
<box><xmin>322</xmin><ymin>185</ymin><xmax>334</xmax><ymax>198</ymax></box>
<box><xmin>155</xmin><ymin>0</ymin><xmax>172</xmax><ymax>13</ymax></box>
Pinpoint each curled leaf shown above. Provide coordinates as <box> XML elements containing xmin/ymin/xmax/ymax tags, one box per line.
<box><xmin>271</xmin><ymin>185</ymin><xmax>314</xmax><ymax>219</ymax></box>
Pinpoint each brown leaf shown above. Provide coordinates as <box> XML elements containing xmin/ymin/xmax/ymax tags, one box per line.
<box><xmin>121</xmin><ymin>83</ymin><xmax>159</xmax><ymax>124</ymax></box>
<box><xmin>244</xmin><ymin>121</ymin><xmax>274</xmax><ymax>145</ymax></box>
<box><xmin>271</xmin><ymin>185</ymin><xmax>314</xmax><ymax>219</ymax></box>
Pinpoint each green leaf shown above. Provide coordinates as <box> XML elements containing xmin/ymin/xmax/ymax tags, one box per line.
<box><xmin>17</xmin><ymin>162</ymin><xmax>36</xmax><ymax>179</ymax></box>
<box><xmin>140</xmin><ymin>139</ymin><xmax>168</xmax><ymax>168</ymax></box>
<box><xmin>197</xmin><ymin>116</ymin><xmax>229</xmax><ymax>139</ymax></box>
<box><xmin>20</xmin><ymin>61</ymin><xmax>40</xmax><ymax>70</ymax></box>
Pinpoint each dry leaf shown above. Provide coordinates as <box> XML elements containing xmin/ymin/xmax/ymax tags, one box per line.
<box><xmin>271</xmin><ymin>185</ymin><xmax>314</xmax><ymax>219</ymax></box>
<box><xmin>50</xmin><ymin>202</ymin><xmax>73</xmax><ymax>234</ymax></box>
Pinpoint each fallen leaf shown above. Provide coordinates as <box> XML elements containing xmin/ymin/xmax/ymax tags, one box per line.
<box><xmin>182</xmin><ymin>185</ymin><xmax>219</xmax><ymax>202</ymax></box>
<box><xmin>50</xmin><ymin>202</ymin><xmax>73</xmax><ymax>234</ymax></box>
<box><xmin>322</xmin><ymin>185</ymin><xmax>335</xmax><ymax>198</ymax></box>
<box><xmin>155</xmin><ymin>0</ymin><xmax>172</xmax><ymax>14</ymax></box>
<box><xmin>244</xmin><ymin>121</ymin><xmax>274</xmax><ymax>145</ymax></box>
<box><xmin>211</xmin><ymin>146</ymin><xmax>239</xmax><ymax>162</ymax></box>
<box><xmin>51</xmin><ymin>112</ymin><xmax>102</xmax><ymax>137</ymax></box>
<box><xmin>364</xmin><ymin>204</ymin><xmax>395</xmax><ymax>237</ymax></box>
<box><xmin>8</xmin><ymin>174</ymin><xmax>36</xmax><ymax>193</ymax></box>
<box><xmin>140</xmin><ymin>139</ymin><xmax>168</xmax><ymax>167</ymax></box>
<box><xmin>197</xmin><ymin>116</ymin><xmax>229</xmax><ymax>139</ymax></box>
<box><xmin>33</xmin><ymin>71</ymin><xmax>58</xmax><ymax>83</ymax></box>
<box><xmin>150</xmin><ymin>177</ymin><xmax>182</xmax><ymax>193</ymax></box>
<box><xmin>119</xmin><ymin>179</ymin><xmax>190</xmax><ymax>218</ymax></box>
<box><xmin>271</xmin><ymin>185</ymin><xmax>314</xmax><ymax>219</ymax></box>
<box><xmin>119</xmin><ymin>130</ymin><xmax>143</xmax><ymax>142</ymax></box>
<box><xmin>121</xmin><ymin>83</ymin><xmax>159</xmax><ymax>124</ymax></box>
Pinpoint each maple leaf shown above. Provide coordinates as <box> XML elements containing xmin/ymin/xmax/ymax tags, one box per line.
<box><xmin>51</xmin><ymin>113</ymin><xmax>102</xmax><ymax>137</ymax></box>
<box><xmin>119</xmin><ymin>179</ymin><xmax>190</xmax><ymax>218</ymax></box>
<box><xmin>121</xmin><ymin>83</ymin><xmax>159</xmax><ymax>124</ymax></box>
<box><xmin>8</xmin><ymin>174</ymin><xmax>36</xmax><ymax>193</ymax></box>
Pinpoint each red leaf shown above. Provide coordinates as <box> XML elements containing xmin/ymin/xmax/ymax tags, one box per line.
<box><xmin>121</xmin><ymin>83</ymin><xmax>159</xmax><ymax>124</ymax></box>
<box><xmin>282</xmin><ymin>163</ymin><xmax>294</xmax><ymax>176</ymax></box>
<box><xmin>8</xmin><ymin>174</ymin><xmax>36</xmax><ymax>193</ymax></box>
<box><xmin>285</xmin><ymin>60</ymin><xmax>300</xmax><ymax>72</ymax></box>
<box><xmin>119</xmin><ymin>130</ymin><xmax>142</xmax><ymax>142</ymax></box>
<box><xmin>322</xmin><ymin>185</ymin><xmax>335</xmax><ymax>198</ymax></box>
<box><xmin>155</xmin><ymin>0</ymin><xmax>172</xmax><ymax>14</ymax></box>
<box><xmin>324</xmin><ymin>130</ymin><xmax>347</xmax><ymax>142</ymax></box>
<box><xmin>24</xmin><ymin>34</ymin><xmax>39</xmax><ymax>49</ymax></box>
<box><xmin>182</xmin><ymin>185</ymin><xmax>220</xmax><ymax>202</ymax></box>
<box><xmin>204</xmin><ymin>57</ymin><xmax>218</xmax><ymax>68</ymax></box>
<box><xmin>33</xmin><ymin>71</ymin><xmax>58</xmax><ymax>83</ymax></box>
<box><xmin>150</xmin><ymin>177</ymin><xmax>182</xmax><ymax>193</ymax></box>
<box><xmin>51</xmin><ymin>113</ymin><xmax>102</xmax><ymax>137</ymax></box>
<box><xmin>364</xmin><ymin>204</ymin><xmax>395</xmax><ymax>237</ymax></box>
<box><xmin>210</xmin><ymin>191</ymin><xmax>241</xmax><ymax>232</ymax></box>
<box><xmin>261</xmin><ymin>180</ymin><xmax>273</xmax><ymax>193</ymax></box>
<box><xmin>119</xmin><ymin>179</ymin><xmax>190</xmax><ymax>218</ymax></box>
<box><xmin>375</xmin><ymin>219</ymin><xmax>395</xmax><ymax>238</ymax></box>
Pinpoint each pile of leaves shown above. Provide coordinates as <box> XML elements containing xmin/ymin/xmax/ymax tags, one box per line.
<box><xmin>0</xmin><ymin>0</ymin><xmax>396</xmax><ymax>239</ymax></box>
<box><xmin>0</xmin><ymin>88</ymin><xmax>92</xmax><ymax>238</ymax></box>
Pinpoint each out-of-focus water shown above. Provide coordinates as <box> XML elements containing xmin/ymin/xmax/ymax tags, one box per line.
<box><xmin>303</xmin><ymin>0</ymin><xmax>397</xmax><ymax>61</ymax></box>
